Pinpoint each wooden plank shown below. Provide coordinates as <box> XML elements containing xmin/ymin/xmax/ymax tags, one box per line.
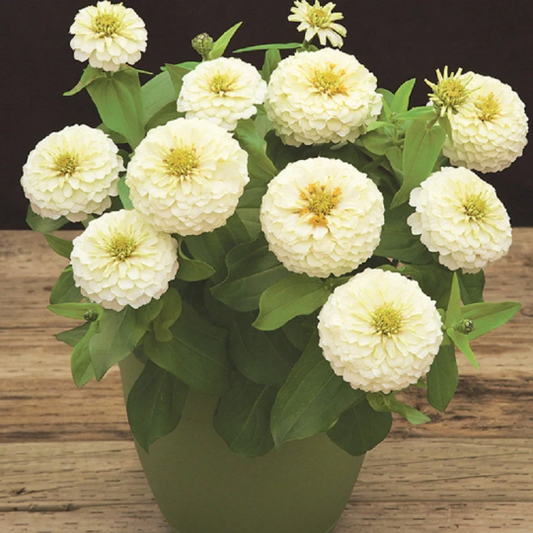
<box><xmin>2</xmin><ymin>502</ymin><xmax>532</xmax><ymax>533</ymax></box>
<box><xmin>1</xmin><ymin>371</ymin><xmax>533</xmax><ymax>442</ymax></box>
<box><xmin>0</xmin><ymin>439</ymin><xmax>531</xmax><ymax>507</ymax></box>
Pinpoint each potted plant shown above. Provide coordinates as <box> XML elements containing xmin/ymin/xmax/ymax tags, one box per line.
<box><xmin>21</xmin><ymin>1</ymin><xmax>527</xmax><ymax>532</ymax></box>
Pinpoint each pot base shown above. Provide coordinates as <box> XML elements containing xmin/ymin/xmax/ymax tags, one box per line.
<box><xmin>120</xmin><ymin>355</ymin><xmax>364</xmax><ymax>533</ymax></box>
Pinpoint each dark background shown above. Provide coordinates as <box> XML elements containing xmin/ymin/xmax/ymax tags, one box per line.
<box><xmin>3</xmin><ymin>0</ymin><xmax>532</xmax><ymax>229</ymax></box>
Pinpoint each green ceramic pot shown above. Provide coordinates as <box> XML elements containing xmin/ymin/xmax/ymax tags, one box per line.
<box><xmin>120</xmin><ymin>355</ymin><xmax>364</xmax><ymax>533</ymax></box>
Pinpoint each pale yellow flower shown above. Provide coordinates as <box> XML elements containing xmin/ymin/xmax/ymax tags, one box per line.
<box><xmin>318</xmin><ymin>269</ymin><xmax>443</xmax><ymax>393</ymax></box>
<box><xmin>288</xmin><ymin>0</ymin><xmax>347</xmax><ymax>48</ymax></box>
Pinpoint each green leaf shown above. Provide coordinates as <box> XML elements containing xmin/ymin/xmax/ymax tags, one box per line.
<box><xmin>261</xmin><ymin>48</ymin><xmax>281</xmax><ymax>82</ymax></box>
<box><xmin>233</xmin><ymin>42</ymin><xmax>301</xmax><ymax>53</ymax></box>
<box><xmin>86</xmin><ymin>68</ymin><xmax>145</xmax><ymax>149</ymax></box>
<box><xmin>71</xmin><ymin>322</ymin><xmax>98</xmax><ymax>388</ymax></box>
<box><xmin>461</xmin><ymin>301</ymin><xmax>521</xmax><ymax>340</ymax></box>
<box><xmin>176</xmin><ymin>242</ymin><xmax>216</xmax><ymax>282</ymax></box>
<box><xmin>145</xmin><ymin>101</ymin><xmax>182</xmax><ymax>131</ymax></box>
<box><xmin>55</xmin><ymin>323</ymin><xmax>91</xmax><ymax>347</ymax></box>
<box><xmin>209</xmin><ymin>22</ymin><xmax>243</xmax><ymax>59</ymax></box>
<box><xmin>253</xmin><ymin>274</ymin><xmax>330</xmax><ymax>331</ymax></box>
<box><xmin>270</xmin><ymin>334</ymin><xmax>365</xmax><ymax>448</ymax></box>
<box><xmin>211</xmin><ymin>236</ymin><xmax>291</xmax><ymax>312</ymax></box>
<box><xmin>458</xmin><ymin>270</ymin><xmax>485</xmax><ymax>304</ymax></box>
<box><xmin>64</xmin><ymin>65</ymin><xmax>105</xmax><ymax>96</ymax></box>
<box><xmin>49</xmin><ymin>266</ymin><xmax>83</xmax><ymax>305</ymax></box>
<box><xmin>185</xmin><ymin>212</ymin><xmax>251</xmax><ymax>283</ymax></box>
<box><xmin>118</xmin><ymin>176</ymin><xmax>134</xmax><ymax>209</ymax></box>
<box><xmin>234</xmin><ymin>119</ymin><xmax>278</xmax><ymax>182</ymax></box>
<box><xmin>391</xmin><ymin>78</ymin><xmax>416</xmax><ymax>114</ymax></box>
<box><xmin>153</xmin><ymin>288</ymin><xmax>182</xmax><ymax>343</ymax></box>
<box><xmin>126</xmin><ymin>360</ymin><xmax>188</xmax><ymax>452</ymax></box>
<box><xmin>214</xmin><ymin>374</ymin><xmax>277</xmax><ymax>457</ymax></box>
<box><xmin>327</xmin><ymin>399</ymin><xmax>392</xmax><ymax>456</ymax></box>
<box><xmin>447</xmin><ymin>329</ymin><xmax>479</xmax><ymax>369</ymax></box>
<box><xmin>366</xmin><ymin>121</ymin><xmax>394</xmax><ymax>132</ymax></box>
<box><xmin>368</xmin><ymin>392</ymin><xmax>430</xmax><ymax>424</ymax></box>
<box><xmin>360</xmin><ymin>130</ymin><xmax>393</xmax><ymax>156</ymax></box>
<box><xmin>400</xmin><ymin>263</ymin><xmax>452</xmax><ymax>309</ymax></box>
<box><xmin>48</xmin><ymin>301</ymin><xmax>102</xmax><ymax>320</ymax></box>
<box><xmin>282</xmin><ymin>314</ymin><xmax>317</xmax><ymax>351</ymax></box>
<box><xmin>141</xmin><ymin>70</ymin><xmax>179</xmax><ymax>124</ymax></box>
<box><xmin>391</xmin><ymin>120</ymin><xmax>446</xmax><ymax>208</ymax></box>
<box><xmin>228</xmin><ymin>312</ymin><xmax>300</xmax><ymax>386</ymax></box>
<box><xmin>445</xmin><ymin>273</ymin><xmax>462</xmax><ymax>329</ymax></box>
<box><xmin>144</xmin><ymin>302</ymin><xmax>229</xmax><ymax>396</ymax></box>
<box><xmin>26</xmin><ymin>205</ymin><xmax>68</xmax><ymax>233</ymax></box>
<box><xmin>89</xmin><ymin>307</ymin><xmax>151</xmax><ymax>380</ymax></box>
<box><xmin>426</xmin><ymin>338</ymin><xmax>458</xmax><ymax>412</ymax></box>
<box><xmin>236</xmin><ymin>177</ymin><xmax>268</xmax><ymax>240</ymax></box>
<box><xmin>394</xmin><ymin>106</ymin><xmax>438</xmax><ymax>122</ymax></box>
<box><xmin>165</xmin><ymin>62</ymin><xmax>198</xmax><ymax>98</ymax></box>
<box><xmin>43</xmin><ymin>234</ymin><xmax>73</xmax><ymax>259</ymax></box>
<box><xmin>374</xmin><ymin>204</ymin><xmax>433</xmax><ymax>264</ymax></box>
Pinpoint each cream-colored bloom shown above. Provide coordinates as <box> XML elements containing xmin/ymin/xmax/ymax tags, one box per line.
<box><xmin>21</xmin><ymin>124</ymin><xmax>123</xmax><ymax>222</ymax></box>
<box><xmin>288</xmin><ymin>0</ymin><xmax>347</xmax><ymax>48</ymax></box>
<box><xmin>71</xmin><ymin>210</ymin><xmax>178</xmax><ymax>311</ymax></box>
<box><xmin>126</xmin><ymin>118</ymin><xmax>249</xmax><ymax>235</ymax></box>
<box><xmin>265</xmin><ymin>48</ymin><xmax>382</xmax><ymax>146</ymax></box>
<box><xmin>177</xmin><ymin>57</ymin><xmax>267</xmax><ymax>131</ymax></box>
<box><xmin>260</xmin><ymin>157</ymin><xmax>384</xmax><ymax>278</ymax></box>
<box><xmin>428</xmin><ymin>71</ymin><xmax>528</xmax><ymax>173</ymax></box>
<box><xmin>407</xmin><ymin>167</ymin><xmax>512</xmax><ymax>273</ymax></box>
<box><xmin>70</xmin><ymin>1</ymin><xmax>147</xmax><ymax>72</ymax></box>
<box><xmin>318</xmin><ymin>269</ymin><xmax>443</xmax><ymax>393</ymax></box>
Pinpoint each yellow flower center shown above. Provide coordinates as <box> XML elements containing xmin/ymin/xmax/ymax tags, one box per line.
<box><xmin>93</xmin><ymin>13</ymin><xmax>123</xmax><ymax>37</ymax></box>
<box><xmin>463</xmin><ymin>194</ymin><xmax>488</xmax><ymax>220</ymax></box>
<box><xmin>308</xmin><ymin>7</ymin><xmax>330</xmax><ymax>28</ymax></box>
<box><xmin>426</xmin><ymin>67</ymin><xmax>473</xmax><ymax>115</ymax></box>
<box><xmin>475</xmin><ymin>92</ymin><xmax>500</xmax><ymax>122</ymax></box>
<box><xmin>53</xmin><ymin>152</ymin><xmax>79</xmax><ymax>177</ymax></box>
<box><xmin>436</xmin><ymin>78</ymin><xmax>469</xmax><ymax>108</ymax></box>
<box><xmin>208</xmin><ymin>73</ymin><xmax>237</xmax><ymax>95</ymax></box>
<box><xmin>371</xmin><ymin>304</ymin><xmax>404</xmax><ymax>336</ymax></box>
<box><xmin>164</xmin><ymin>147</ymin><xmax>199</xmax><ymax>179</ymax></box>
<box><xmin>300</xmin><ymin>182</ymin><xmax>341</xmax><ymax>227</ymax></box>
<box><xmin>310</xmin><ymin>63</ymin><xmax>348</xmax><ymax>97</ymax></box>
<box><xmin>107</xmin><ymin>234</ymin><xmax>137</xmax><ymax>261</ymax></box>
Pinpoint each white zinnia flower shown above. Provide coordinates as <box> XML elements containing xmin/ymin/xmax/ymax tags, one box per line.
<box><xmin>265</xmin><ymin>48</ymin><xmax>382</xmax><ymax>147</ymax></box>
<box><xmin>21</xmin><ymin>124</ymin><xmax>123</xmax><ymax>222</ymax></box>
<box><xmin>407</xmin><ymin>167</ymin><xmax>512</xmax><ymax>273</ymax></box>
<box><xmin>70</xmin><ymin>1</ymin><xmax>148</xmax><ymax>72</ymax></box>
<box><xmin>71</xmin><ymin>209</ymin><xmax>178</xmax><ymax>311</ymax></box>
<box><xmin>318</xmin><ymin>269</ymin><xmax>443</xmax><ymax>393</ymax></box>
<box><xmin>260</xmin><ymin>157</ymin><xmax>384</xmax><ymax>278</ymax></box>
<box><xmin>177</xmin><ymin>57</ymin><xmax>267</xmax><ymax>131</ymax></box>
<box><xmin>288</xmin><ymin>0</ymin><xmax>347</xmax><ymax>48</ymax></box>
<box><xmin>126</xmin><ymin>118</ymin><xmax>249</xmax><ymax>236</ymax></box>
<box><xmin>428</xmin><ymin>70</ymin><xmax>528</xmax><ymax>173</ymax></box>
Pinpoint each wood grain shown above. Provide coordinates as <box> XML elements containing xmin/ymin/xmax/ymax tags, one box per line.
<box><xmin>1</xmin><ymin>229</ymin><xmax>532</xmax><ymax>532</ymax></box>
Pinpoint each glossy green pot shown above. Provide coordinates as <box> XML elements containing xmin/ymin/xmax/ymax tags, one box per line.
<box><xmin>120</xmin><ymin>355</ymin><xmax>364</xmax><ymax>533</ymax></box>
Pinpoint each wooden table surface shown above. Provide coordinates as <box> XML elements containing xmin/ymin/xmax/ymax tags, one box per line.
<box><xmin>1</xmin><ymin>229</ymin><xmax>532</xmax><ymax>533</ymax></box>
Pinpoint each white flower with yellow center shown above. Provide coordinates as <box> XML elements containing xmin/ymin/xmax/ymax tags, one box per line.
<box><xmin>288</xmin><ymin>0</ymin><xmax>347</xmax><ymax>48</ymax></box>
<box><xmin>21</xmin><ymin>124</ymin><xmax>123</xmax><ymax>222</ymax></box>
<box><xmin>71</xmin><ymin>209</ymin><xmax>178</xmax><ymax>311</ymax></box>
<box><xmin>318</xmin><ymin>269</ymin><xmax>443</xmax><ymax>393</ymax></box>
<box><xmin>427</xmin><ymin>70</ymin><xmax>528</xmax><ymax>173</ymax></box>
<box><xmin>70</xmin><ymin>1</ymin><xmax>148</xmax><ymax>72</ymax></box>
<box><xmin>260</xmin><ymin>157</ymin><xmax>384</xmax><ymax>278</ymax></box>
<box><xmin>407</xmin><ymin>167</ymin><xmax>512</xmax><ymax>273</ymax></box>
<box><xmin>265</xmin><ymin>48</ymin><xmax>382</xmax><ymax>146</ymax></box>
<box><xmin>177</xmin><ymin>57</ymin><xmax>267</xmax><ymax>131</ymax></box>
<box><xmin>126</xmin><ymin>118</ymin><xmax>249</xmax><ymax>235</ymax></box>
